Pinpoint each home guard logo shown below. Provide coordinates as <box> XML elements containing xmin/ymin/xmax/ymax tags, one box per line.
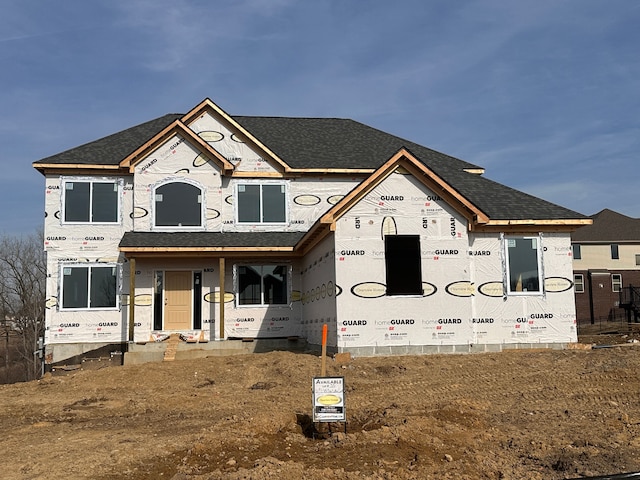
<box><xmin>341</xmin><ymin>320</ymin><xmax>367</xmax><ymax>327</ymax></box>
<box><xmin>339</xmin><ymin>250</ymin><xmax>365</xmax><ymax>256</ymax></box>
<box><xmin>472</xmin><ymin>318</ymin><xmax>495</xmax><ymax>324</ymax></box>
<box><xmin>140</xmin><ymin>158</ymin><xmax>157</xmax><ymax>172</ymax></box>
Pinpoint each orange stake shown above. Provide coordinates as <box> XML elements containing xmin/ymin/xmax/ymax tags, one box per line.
<box><xmin>321</xmin><ymin>324</ymin><xmax>328</xmax><ymax>376</ymax></box>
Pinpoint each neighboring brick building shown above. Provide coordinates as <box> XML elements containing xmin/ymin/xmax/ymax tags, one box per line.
<box><xmin>572</xmin><ymin>209</ymin><xmax>640</xmax><ymax>325</ymax></box>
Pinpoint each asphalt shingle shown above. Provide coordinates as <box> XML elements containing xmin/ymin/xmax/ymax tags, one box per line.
<box><xmin>572</xmin><ymin>209</ymin><xmax>640</xmax><ymax>242</ymax></box>
<box><xmin>34</xmin><ymin>114</ymin><xmax>182</xmax><ymax>166</ymax></box>
<box><xmin>33</xmin><ymin>109</ymin><xmax>588</xmax><ymax>222</ymax></box>
<box><xmin>119</xmin><ymin>231</ymin><xmax>307</xmax><ymax>249</ymax></box>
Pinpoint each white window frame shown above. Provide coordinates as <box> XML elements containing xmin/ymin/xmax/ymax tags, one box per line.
<box><xmin>61</xmin><ymin>177</ymin><xmax>122</xmax><ymax>225</ymax></box>
<box><xmin>612</xmin><ymin>273</ymin><xmax>622</xmax><ymax>292</ymax></box>
<box><xmin>504</xmin><ymin>235</ymin><xmax>544</xmax><ymax>296</ymax></box>
<box><xmin>234</xmin><ymin>180</ymin><xmax>288</xmax><ymax>225</ymax></box>
<box><xmin>59</xmin><ymin>263</ymin><xmax>120</xmax><ymax>311</ymax></box>
<box><xmin>152</xmin><ymin>179</ymin><xmax>205</xmax><ymax>230</ymax></box>
<box><xmin>574</xmin><ymin>274</ymin><xmax>584</xmax><ymax>293</ymax></box>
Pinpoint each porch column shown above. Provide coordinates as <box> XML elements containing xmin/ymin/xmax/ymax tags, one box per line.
<box><xmin>128</xmin><ymin>257</ymin><xmax>136</xmax><ymax>342</ymax></box>
<box><xmin>219</xmin><ymin>257</ymin><xmax>225</xmax><ymax>340</ymax></box>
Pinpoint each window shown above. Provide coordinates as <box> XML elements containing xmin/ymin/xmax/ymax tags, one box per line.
<box><xmin>572</xmin><ymin>244</ymin><xmax>581</xmax><ymax>260</ymax></box>
<box><xmin>636</xmin><ymin>254</ymin><xmax>640</xmax><ymax>266</ymax></box>
<box><xmin>505</xmin><ymin>236</ymin><xmax>543</xmax><ymax>295</ymax></box>
<box><xmin>63</xmin><ymin>180</ymin><xmax>119</xmax><ymax>223</ymax></box>
<box><xmin>61</xmin><ymin>265</ymin><xmax>118</xmax><ymax>310</ymax></box>
<box><xmin>574</xmin><ymin>274</ymin><xmax>584</xmax><ymax>293</ymax></box>
<box><xmin>155</xmin><ymin>181</ymin><xmax>202</xmax><ymax>227</ymax></box>
<box><xmin>237</xmin><ymin>265</ymin><xmax>288</xmax><ymax>306</ymax></box>
<box><xmin>237</xmin><ymin>183</ymin><xmax>286</xmax><ymax>224</ymax></box>
<box><xmin>385</xmin><ymin>235</ymin><xmax>422</xmax><ymax>295</ymax></box>
<box><xmin>153</xmin><ymin>271</ymin><xmax>163</xmax><ymax>330</ymax></box>
<box><xmin>612</xmin><ymin>274</ymin><xmax>622</xmax><ymax>292</ymax></box>
<box><xmin>611</xmin><ymin>244</ymin><xmax>619</xmax><ymax>260</ymax></box>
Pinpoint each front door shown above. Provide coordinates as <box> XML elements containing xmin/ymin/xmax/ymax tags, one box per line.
<box><xmin>164</xmin><ymin>271</ymin><xmax>192</xmax><ymax>330</ymax></box>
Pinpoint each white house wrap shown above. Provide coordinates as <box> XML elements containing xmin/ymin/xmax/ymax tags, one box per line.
<box><xmin>33</xmin><ymin>97</ymin><xmax>589</xmax><ymax>364</ymax></box>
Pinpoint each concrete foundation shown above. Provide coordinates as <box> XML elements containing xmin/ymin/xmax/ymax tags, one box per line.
<box><xmin>338</xmin><ymin>342</ymin><xmax>569</xmax><ymax>357</ymax></box>
<box><xmin>47</xmin><ymin>338</ymin><xmax>571</xmax><ymax>369</ymax></box>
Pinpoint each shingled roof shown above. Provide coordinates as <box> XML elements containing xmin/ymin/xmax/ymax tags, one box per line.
<box><xmin>232</xmin><ymin>116</ymin><xmax>481</xmax><ymax>172</ymax></box>
<box><xmin>572</xmin><ymin>209</ymin><xmax>640</xmax><ymax>243</ymax></box>
<box><xmin>34</xmin><ymin>114</ymin><xmax>182</xmax><ymax>166</ymax></box>
<box><xmin>119</xmin><ymin>231</ymin><xmax>306</xmax><ymax>249</ymax></box>
<box><xmin>32</xmin><ymin>107</ymin><xmax>588</xmax><ymax>223</ymax></box>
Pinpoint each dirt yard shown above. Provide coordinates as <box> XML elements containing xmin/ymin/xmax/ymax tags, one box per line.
<box><xmin>2</xmin><ymin>334</ymin><xmax>640</xmax><ymax>480</ymax></box>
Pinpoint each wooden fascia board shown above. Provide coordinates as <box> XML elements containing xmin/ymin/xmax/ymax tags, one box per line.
<box><xmin>181</xmin><ymin>98</ymin><xmax>290</xmax><ymax>174</ymax></box>
<box><xmin>286</xmin><ymin>168</ymin><xmax>375</xmax><ymax>175</ymax></box>
<box><xmin>474</xmin><ymin>223</ymin><xmax>589</xmax><ymax>234</ymax></box>
<box><xmin>182</xmin><ymin>128</ymin><xmax>235</xmax><ymax>174</ymax></box>
<box><xmin>294</xmin><ymin>222</ymin><xmax>332</xmax><ymax>256</ymax></box>
<box><xmin>399</xmin><ymin>158</ymin><xmax>490</xmax><ymax>225</ymax></box>
<box><xmin>180</xmin><ymin>97</ymin><xmax>217</xmax><ymax>125</ymax></box>
<box><xmin>318</xmin><ymin>148</ymin><xmax>490</xmax><ymax>227</ymax></box>
<box><xmin>120</xmin><ymin>120</ymin><xmax>182</xmax><ymax>169</ymax></box>
<box><xmin>231</xmin><ymin>171</ymin><xmax>286</xmax><ymax>179</ymax></box>
<box><xmin>482</xmin><ymin>219</ymin><xmax>593</xmax><ymax>227</ymax></box>
<box><xmin>120</xmin><ymin>120</ymin><xmax>234</xmax><ymax>173</ymax></box>
<box><xmin>33</xmin><ymin>164</ymin><xmax>122</xmax><ymax>175</ymax></box>
<box><xmin>119</xmin><ymin>246</ymin><xmax>298</xmax><ymax>255</ymax></box>
<box><xmin>120</xmin><ymin>252</ymin><xmax>300</xmax><ymax>259</ymax></box>
<box><xmin>318</xmin><ymin>150</ymin><xmax>415</xmax><ymax>225</ymax></box>
<box><xmin>229</xmin><ymin>170</ymin><xmax>369</xmax><ymax>179</ymax></box>
<box><xmin>572</xmin><ymin>240</ymin><xmax>640</xmax><ymax>244</ymax></box>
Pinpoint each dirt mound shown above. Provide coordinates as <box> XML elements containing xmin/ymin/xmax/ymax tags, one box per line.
<box><xmin>2</xmin><ymin>344</ymin><xmax>640</xmax><ymax>479</ymax></box>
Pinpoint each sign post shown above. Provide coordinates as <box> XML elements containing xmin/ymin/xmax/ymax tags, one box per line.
<box><xmin>312</xmin><ymin>324</ymin><xmax>346</xmax><ymax>436</ymax></box>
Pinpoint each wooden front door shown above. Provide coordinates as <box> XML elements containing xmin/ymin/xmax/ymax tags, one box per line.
<box><xmin>164</xmin><ymin>271</ymin><xmax>192</xmax><ymax>330</ymax></box>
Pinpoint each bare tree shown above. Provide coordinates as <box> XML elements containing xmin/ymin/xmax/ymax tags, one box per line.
<box><xmin>0</xmin><ymin>229</ymin><xmax>46</xmax><ymax>382</ymax></box>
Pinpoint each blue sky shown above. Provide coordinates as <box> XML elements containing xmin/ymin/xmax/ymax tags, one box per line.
<box><xmin>2</xmin><ymin>0</ymin><xmax>639</xmax><ymax>236</ymax></box>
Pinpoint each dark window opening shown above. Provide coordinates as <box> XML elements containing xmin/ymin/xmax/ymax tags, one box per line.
<box><xmin>611</xmin><ymin>244</ymin><xmax>619</xmax><ymax>260</ymax></box>
<box><xmin>62</xmin><ymin>265</ymin><xmax>117</xmax><ymax>309</ymax></box>
<box><xmin>238</xmin><ymin>265</ymin><xmax>288</xmax><ymax>305</ymax></box>
<box><xmin>385</xmin><ymin>235</ymin><xmax>422</xmax><ymax>295</ymax></box>
<box><xmin>64</xmin><ymin>181</ymin><xmax>118</xmax><ymax>223</ymax></box>
<box><xmin>193</xmin><ymin>271</ymin><xmax>202</xmax><ymax>329</ymax></box>
<box><xmin>153</xmin><ymin>271</ymin><xmax>163</xmax><ymax>330</ymax></box>
<box><xmin>155</xmin><ymin>182</ymin><xmax>202</xmax><ymax>227</ymax></box>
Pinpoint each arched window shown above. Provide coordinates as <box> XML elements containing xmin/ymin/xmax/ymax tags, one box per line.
<box><xmin>154</xmin><ymin>181</ymin><xmax>202</xmax><ymax>227</ymax></box>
